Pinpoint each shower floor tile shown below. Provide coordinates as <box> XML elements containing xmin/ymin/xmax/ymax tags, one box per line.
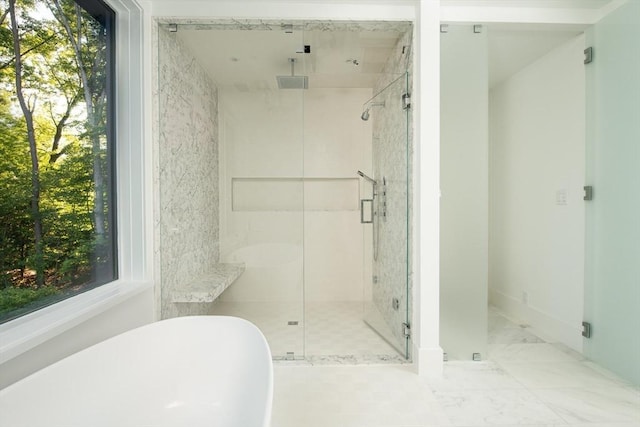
<box><xmin>305</xmin><ymin>301</ymin><xmax>401</xmax><ymax>357</ymax></box>
<box><xmin>210</xmin><ymin>300</ymin><xmax>401</xmax><ymax>360</ymax></box>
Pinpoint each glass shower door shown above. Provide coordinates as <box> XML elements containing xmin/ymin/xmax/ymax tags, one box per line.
<box><xmin>361</xmin><ymin>72</ymin><xmax>411</xmax><ymax>358</ymax></box>
<box><xmin>211</xmin><ymin>25</ymin><xmax>307</xmax><ymax>360</ymax></box>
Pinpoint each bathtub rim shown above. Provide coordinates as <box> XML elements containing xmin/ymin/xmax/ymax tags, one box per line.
<box><xmin>0</xmin><ymin>315</ymin><xmax>274</xmax><ymax>427</ymax></box>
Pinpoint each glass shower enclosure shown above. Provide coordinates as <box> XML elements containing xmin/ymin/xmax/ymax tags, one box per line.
<box><xmin>157</xmin><ymin>20</ymin><xmax>412</xmax><ymax>361</ymax></box>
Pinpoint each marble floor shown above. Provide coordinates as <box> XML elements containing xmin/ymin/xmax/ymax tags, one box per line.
<box><xmin>270</xmin><ymin>307</ymin><xmax>640</xmax><ymax>427</ymax></box>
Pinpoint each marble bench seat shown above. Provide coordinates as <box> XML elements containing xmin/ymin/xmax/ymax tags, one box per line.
<box><xmin>171</xmin><ymin>263</ymin><xmax>245</xmax><ymax>303</ymax></box>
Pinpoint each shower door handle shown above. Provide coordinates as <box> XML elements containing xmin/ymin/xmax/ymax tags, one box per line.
<box><xmin>360</xmin><ymin>199</ymin><xmax>374</xmax><ymax>224</ymax></box>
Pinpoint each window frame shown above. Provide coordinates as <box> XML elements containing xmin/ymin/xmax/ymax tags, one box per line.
<box><xmin>0</xmin><ymin>0</ymin><xmax>150</xmax><ymax>365</ymax></box>
<box><xmin>0</xmin><ymin>0</ymin><xmax>118</xmax><ymax>325</ymax></box>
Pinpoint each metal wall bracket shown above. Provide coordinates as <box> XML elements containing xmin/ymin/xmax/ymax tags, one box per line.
<box><xmin>402</xmin><ymin>93</ymin><xmax>411</xmax><ymax>110</ymax></box>
<box><xmin>473</xmin><ymin>24</ymin><xmax>483</xmax><ymax>34</ymax></box>
<box><xmin>472</xmin><ymin>353</ymin><xmax>482</xmax><ymax>361</ymax></box>
<box><xmin>440</xmin><ymin>24</ymin><xmax>449</xmax><ymax>33</ymax></box>
<box><xmin>168</xmin><ymin>23</ymin><xmax>178</xmax><ymax>33</ymax></box>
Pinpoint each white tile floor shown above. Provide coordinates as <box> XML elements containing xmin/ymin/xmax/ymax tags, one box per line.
<box><xmin>270</xmin><ymin>307</ymin><xmax>640</xmax><ymax>427</ymax></box>
<box><xmin>211</xmin><ymin>301</ymin><xmax>403</xmax><ymax>360</ymax></box>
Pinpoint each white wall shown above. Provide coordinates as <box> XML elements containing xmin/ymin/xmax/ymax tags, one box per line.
<box><xmin>489</xmin><ymin>34</ymin><xmax>585</xmax><ymax>351</ymax></box>
<box><xmin>219</xmin><ymin>88</ymin><xmax>371</xmax><ymax>303</ymax></box>
<box><xmin>0</xmin><ymin>289</ymin><xmax>153</xmax><ymax>389</ymax></box>
<box><xmin>440</xmin><ymin>24</ymin><xmax>489</xmax><ymax>361</ymax></box>
<box><xmin>303</xmin><ymin>88</ymin><xmax>373</xmax><ymax>302</ymax></box>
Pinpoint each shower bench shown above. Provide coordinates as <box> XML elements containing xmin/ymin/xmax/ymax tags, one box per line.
<box><xmin>171</xmin><ymin>263</ymin><xmax>245</xmax><ymax>303</ymax></box>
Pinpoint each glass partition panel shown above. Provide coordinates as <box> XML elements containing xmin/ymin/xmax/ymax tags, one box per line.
<box><xmin>439</xmin><ymin>24</ymin><xmax>489</xmax><ymax>360</ymax></box>
<box><xmin>584</xmin><ymin>1</ymin><xmax>640</xmax><ymax>385</ymax></box>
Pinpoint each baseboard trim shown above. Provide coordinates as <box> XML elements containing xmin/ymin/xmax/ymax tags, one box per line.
<box><xmin>413</xmin><ymin>343</ymin><xmax>443</xmax><ymax>377</ymax></box>
<box><xmin>489</xmin><ymin>289</ymin><xmax>583</xmax><ymax>352</ymax></box>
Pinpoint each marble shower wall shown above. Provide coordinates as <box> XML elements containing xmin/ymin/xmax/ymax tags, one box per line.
<box><xmin>157</xmin><ymin>28</ymin><xmax>220</xmax><ymax>319</ymax></box>
<box><xmin>370</xmin><ymin>28</ymin><xmax>414</xmax><ymax>352</ymax></box>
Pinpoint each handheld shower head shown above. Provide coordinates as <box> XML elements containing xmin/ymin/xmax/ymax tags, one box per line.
<box><xmin>360</xmin><ymin>101</ymin><xmax>385</xmax><ymax>121</ymax></box>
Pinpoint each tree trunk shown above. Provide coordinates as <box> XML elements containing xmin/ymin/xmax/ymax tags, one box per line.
<box><xmin>9</xmin><ymin>0</ymin><xmax>44</xmax><ymax>288</ymax></box>
<box><xmin>53</xmin><ymin>0</ymin><xmax>107</xmax><ymax>277</ymax></box>
<box><xmin>52</xmin><ymin>0</ymin><xmax>106</xmax><ymax>271</ymax></box>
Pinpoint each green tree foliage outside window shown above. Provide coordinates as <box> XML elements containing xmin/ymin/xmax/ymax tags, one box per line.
<box><xmin>0</xmin><ymin>0</ymin><xmax>116</xmax><ymax>323</ymax></box>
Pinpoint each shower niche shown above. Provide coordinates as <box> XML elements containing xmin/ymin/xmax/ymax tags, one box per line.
<box><xmin>156</xmin><ymin>20</ymin><xmax>412</xmax><ymax>362</ymax></box>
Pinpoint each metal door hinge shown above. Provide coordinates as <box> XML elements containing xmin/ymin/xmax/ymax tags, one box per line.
<box><xmin>402</xmin><ymin>93</ymin><xmax>411</xmax><ymax>110</ymax></box>
<box><xmin>584</xmin><ymin>185</ymin><xmax>594</xmax><ymax>201</ymax></box>
<box><xmin>584</xmin><ymin>47</ymin><xmax>594</xmax><ymax>64</ymax></box>
<box><xmin>402</xmin><ymin>322</ymin><xmax>411</xmax><ymax>339</ymax></box>
<box><xmin>582</xmin><ymin>321</ymin><xmax>592</xmax><ymax>338</ymax></box>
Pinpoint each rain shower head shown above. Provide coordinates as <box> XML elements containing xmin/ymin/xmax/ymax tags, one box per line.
<box><xmin>277</xmin><ymin>58</ymin><xmax>308</xmax><ymax>89</ymax></box>
<box><xmin>360</xmin><ymin>101</ymin><xmax>385</xmax><ymax>121</ymax></box>
<box><xmin>277</xmin><ymin>75</ymin><xmax>308</xmax><ymax>89</ymax></box>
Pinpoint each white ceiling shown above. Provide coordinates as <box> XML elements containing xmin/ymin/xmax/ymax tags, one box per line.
<box><xmin>487</xmin><ymin>25</ymin><xmax>583</xmax><ymax>87</ymax></box>
<box><xmin>441</xmin><ymin>0</ymin><xmax>615</xmax><ymax>8</ymax></box>
<box><xmin>176</xmin><ymin>24</ymin><xmax>581</xmax><ymax>91</ymax></box>
<box><xmin>176</xmin><ymin>27</ymin><xmax>405</xmax><ymax>91</ymax></box>
<box><xmin>172</xmin><ymin>0</ymin><xmax>617</xmax><ymax>91</ymax></box>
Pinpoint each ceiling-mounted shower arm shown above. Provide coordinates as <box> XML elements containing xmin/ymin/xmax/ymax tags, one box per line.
<box><xmin>288</xmin><ymin>58</ymin><xmax>296</xmax><ymax>76</ymax></box>
<box><xmin>358</xmin><ymin>170</ymin><xmax>378</xmax><ymax>199</ymax></box>
<box><xmin>357</xmin><ymin>170</ymin><xmax>376</xmax><ymax>186</ymax></box>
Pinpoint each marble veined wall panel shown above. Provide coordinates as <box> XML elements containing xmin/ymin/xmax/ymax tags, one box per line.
<box><xmin>158</xmin><ymin>28</ymin><xmax>220</xmax><ymax>319</ymax></box>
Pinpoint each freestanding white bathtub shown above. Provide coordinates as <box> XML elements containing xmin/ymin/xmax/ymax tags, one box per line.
<box><xmin>0</xmin><ymin>316</ymin><xmax>273</xmax><ymax>427</ymax></box>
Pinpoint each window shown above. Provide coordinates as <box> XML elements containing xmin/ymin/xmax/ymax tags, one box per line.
<box><xmin>0</xmin><ymin>0</ymin><xmax>116</xmax><ymax>323</ymax></box>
